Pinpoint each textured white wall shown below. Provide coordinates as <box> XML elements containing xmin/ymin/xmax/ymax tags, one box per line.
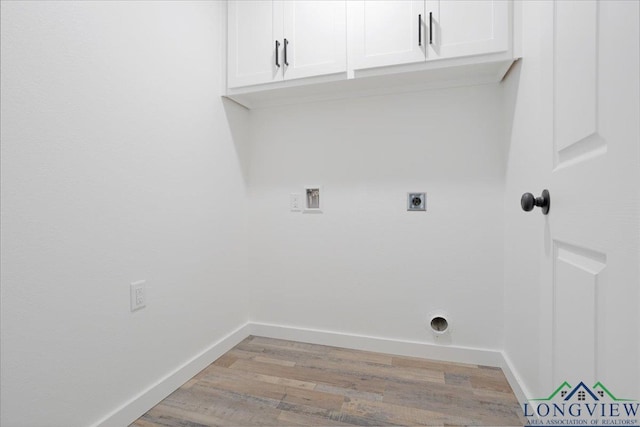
<box><xmin>12</xmin><ymin>1</ymin><xmax>637</xmax><ymax>425</ymax></box>
<box><xmin>247</xmin><ymin>85</ymin><xmax>507</xmax><ymax>350</ymax></box>
<box><xmin>0</xmin><ymin>2</ymin><xmax>249</xmax><ymax>426</ymax></box>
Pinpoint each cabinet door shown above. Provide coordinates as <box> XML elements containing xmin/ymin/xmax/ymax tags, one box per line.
<box><xmin>227</xmin><ymin>1</ymin><xmax>283</xmax><ymax>88</ymax></box>
<box><xmin>282</xmin><ymin>1</ymin><xmax>346</xmax><ymax>81</ymax></box>
<box><xmin>349</xmin><ymin>1</ymin><xmax>426</xmax><ymax>70</ymax></box>
<box><xmin>426</xmin><ymin>0</ymin><xmax>508</xmax><ymax>59</ymax></box>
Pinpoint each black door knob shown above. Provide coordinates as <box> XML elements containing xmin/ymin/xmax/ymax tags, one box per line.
<box><xmin>521</xmin><ymin>189</ymin><xmax>550</xmax><ymax>215</ymax></box>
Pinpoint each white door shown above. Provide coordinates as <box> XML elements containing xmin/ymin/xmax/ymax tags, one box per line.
<box><xmin>282</xmin><ymin>1</ymin><xmax>346</xmax><ymax>81</ymax></box>
<box><xmin>535</xmin><ymin>1</ymin><xmax>639</xmax><ymax>396</ymax></box>
<box><xmin>348</xmin><ymin>0</ymin><xmax>426</xmax><ymax>70</ymax></box>
<box><xmin>426</xmin><ymin>0</ymin><xmax>508</xmax><ymax>59</ymax></box>
<box><xmin>227</xmin><ymin>1</ymin><xmax>283</xmax><ymax>88</ymax></box>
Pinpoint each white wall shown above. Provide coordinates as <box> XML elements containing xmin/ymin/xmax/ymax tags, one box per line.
<box><xmin>5</xmin><ymin>2</ymin><xmax>636</xmax><ymax>425</ymax></box>
<box><xmin>0</xmin><ymin>2</ymin><xmax>249</xmax><ymax>426</ymax></box>
<box><xmin>247</xmin><ymin>85</ymin><xmax>507</xmax><ymax>350</ymax></box>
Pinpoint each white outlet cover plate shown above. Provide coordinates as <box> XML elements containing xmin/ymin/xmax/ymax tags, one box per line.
<box><xmin>290</xmin><ymin>193</ymin><xmax>302</xmax><ymax>211</ymax></box>
<box><xmin>130</xmin><ymin>280</ymin><xmax>146</xmax><ymax>311</ymax></box>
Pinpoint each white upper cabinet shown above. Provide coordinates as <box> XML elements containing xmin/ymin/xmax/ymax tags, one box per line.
<box><xmin>348</xmin><ymin>0</ymin><xmax>510</xmax><ymax>71</ymax></box>
<box><xmin>226</xmin><ymin>0</ymin><xmax>515</xmax><ymax>107</ymax></box>
<box><xmin>227</xmin><ymin>1</ymin><xmax>283</xmax><ymax>88</ymax></box>
<box><xmin>427</xmin><ymin>0</ymin><xmax>509</xmax><ymax>59</ymax></box>
<box><xmin>227</xmin><ymin>1</ymin><xmax>346</xmax><ymax>89</ymax></box>
<box><xmin>348</xmin><ymin>1</ymin><xmax>426</xmax><ymax>70</ymax></box>
<box><xmin>282</xmin><ymin>1</ymin><xmax>346</xmax><ymax>81</ymax></box>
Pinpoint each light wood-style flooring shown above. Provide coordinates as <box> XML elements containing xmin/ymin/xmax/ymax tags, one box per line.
<box><xmin>132</xmin><ymin>336</ymin><xmax>525</xmax><ymax>426</ymax></box>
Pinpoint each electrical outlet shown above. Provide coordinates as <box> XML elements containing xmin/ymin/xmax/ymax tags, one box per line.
<box><xmin>290</xmin><ymin>193</ymin><xmax>302</xmax><ymax>211</ymax></box>
<box><xmin>407</xmin><ymin>192</ymin><xmax>426</xmax><ymax>211</ymax></box>
<box><xmin>130</xmin><ymin>280</ymin><xmax>146</xmax><ymax>311</ymax></box>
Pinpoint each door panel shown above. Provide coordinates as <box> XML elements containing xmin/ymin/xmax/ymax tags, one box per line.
<box><xmin>554</xmin><ymin>1</ymin><xmax>603</xmax><ymax>167</ymax></box>
<box><xmin>228</xmin><ymin>1</ymin><xmax>283</xmax><ymax>88</ymax></box>
<box><xmin>283</xmin><ymin>1</ymin><xmax>346</xmax><ymax>81</ymax></box>
<box><xmin>348</xmin><ymin>0</ymin><xmax>425</xmax><ymax>70</ymax></box>
<box><xmin>427</xmin><ymin>0</ymin><xmax>508</xmax><ymax>59</ymax></box>
<box><xmin>553</xmin><ymin>243</ymin><xmax>605</xmax><ymax>386</ymax></box>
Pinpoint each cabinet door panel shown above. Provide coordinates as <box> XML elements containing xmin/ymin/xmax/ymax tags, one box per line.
<box><xmin>283</xmin><ymin>1</ymin><xmax>346</xmax><ymax>81</ymax></box>
<box><xmin>349</xmin><ymin>0</ymin><xmax>426</xmax><ymax>70</ymax></box>
<box><xmin>427</xmin><ymin>0</ymin><xmax>508</xmax><ymax>59</ymax></box>
<box><xmin>228</xmin><ymin>1</ymin><xmax>283</xmax><ymax>88</ymax></box>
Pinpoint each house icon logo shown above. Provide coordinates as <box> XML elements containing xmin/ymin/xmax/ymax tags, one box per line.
<box><xmin>530</xmin><ymin>381</ymin><xmax>634</xmax><ymax>402</ymax></box>
<box><xmin>563</xmin><ymin>381</ymin><xmax>599</xmax><ymax>401</ymax></box>
<box><xmin>523</xmin><ymin>381</ymin><xmax>639</xmax><ymax>425</ymax></box>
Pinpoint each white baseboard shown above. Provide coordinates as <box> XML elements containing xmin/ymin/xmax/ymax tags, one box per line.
<box><xmin>249</xmin><ymin>322</ymin><xmax>504</xmax><ymax>367</ymax></box>
<box><xmin>500</xmin><ymin>351</ymin><xmax>533</xmax><ymax>405</ymax></box>
<box><xmin>92</xmin><ymin>321</ymin><xmax>530</xmax><ymax>426</ymax></box>
<box><xmin>90</xmin><ymin>322</ymin><xmax>251</xmax><ymax>427</ymax></box>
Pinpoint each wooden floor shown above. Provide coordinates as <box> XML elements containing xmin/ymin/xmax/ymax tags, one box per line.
<box><xmin>132</xmin><ymin>336</ymin><xmax>525</xmax><ymax>426</ymax></box>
